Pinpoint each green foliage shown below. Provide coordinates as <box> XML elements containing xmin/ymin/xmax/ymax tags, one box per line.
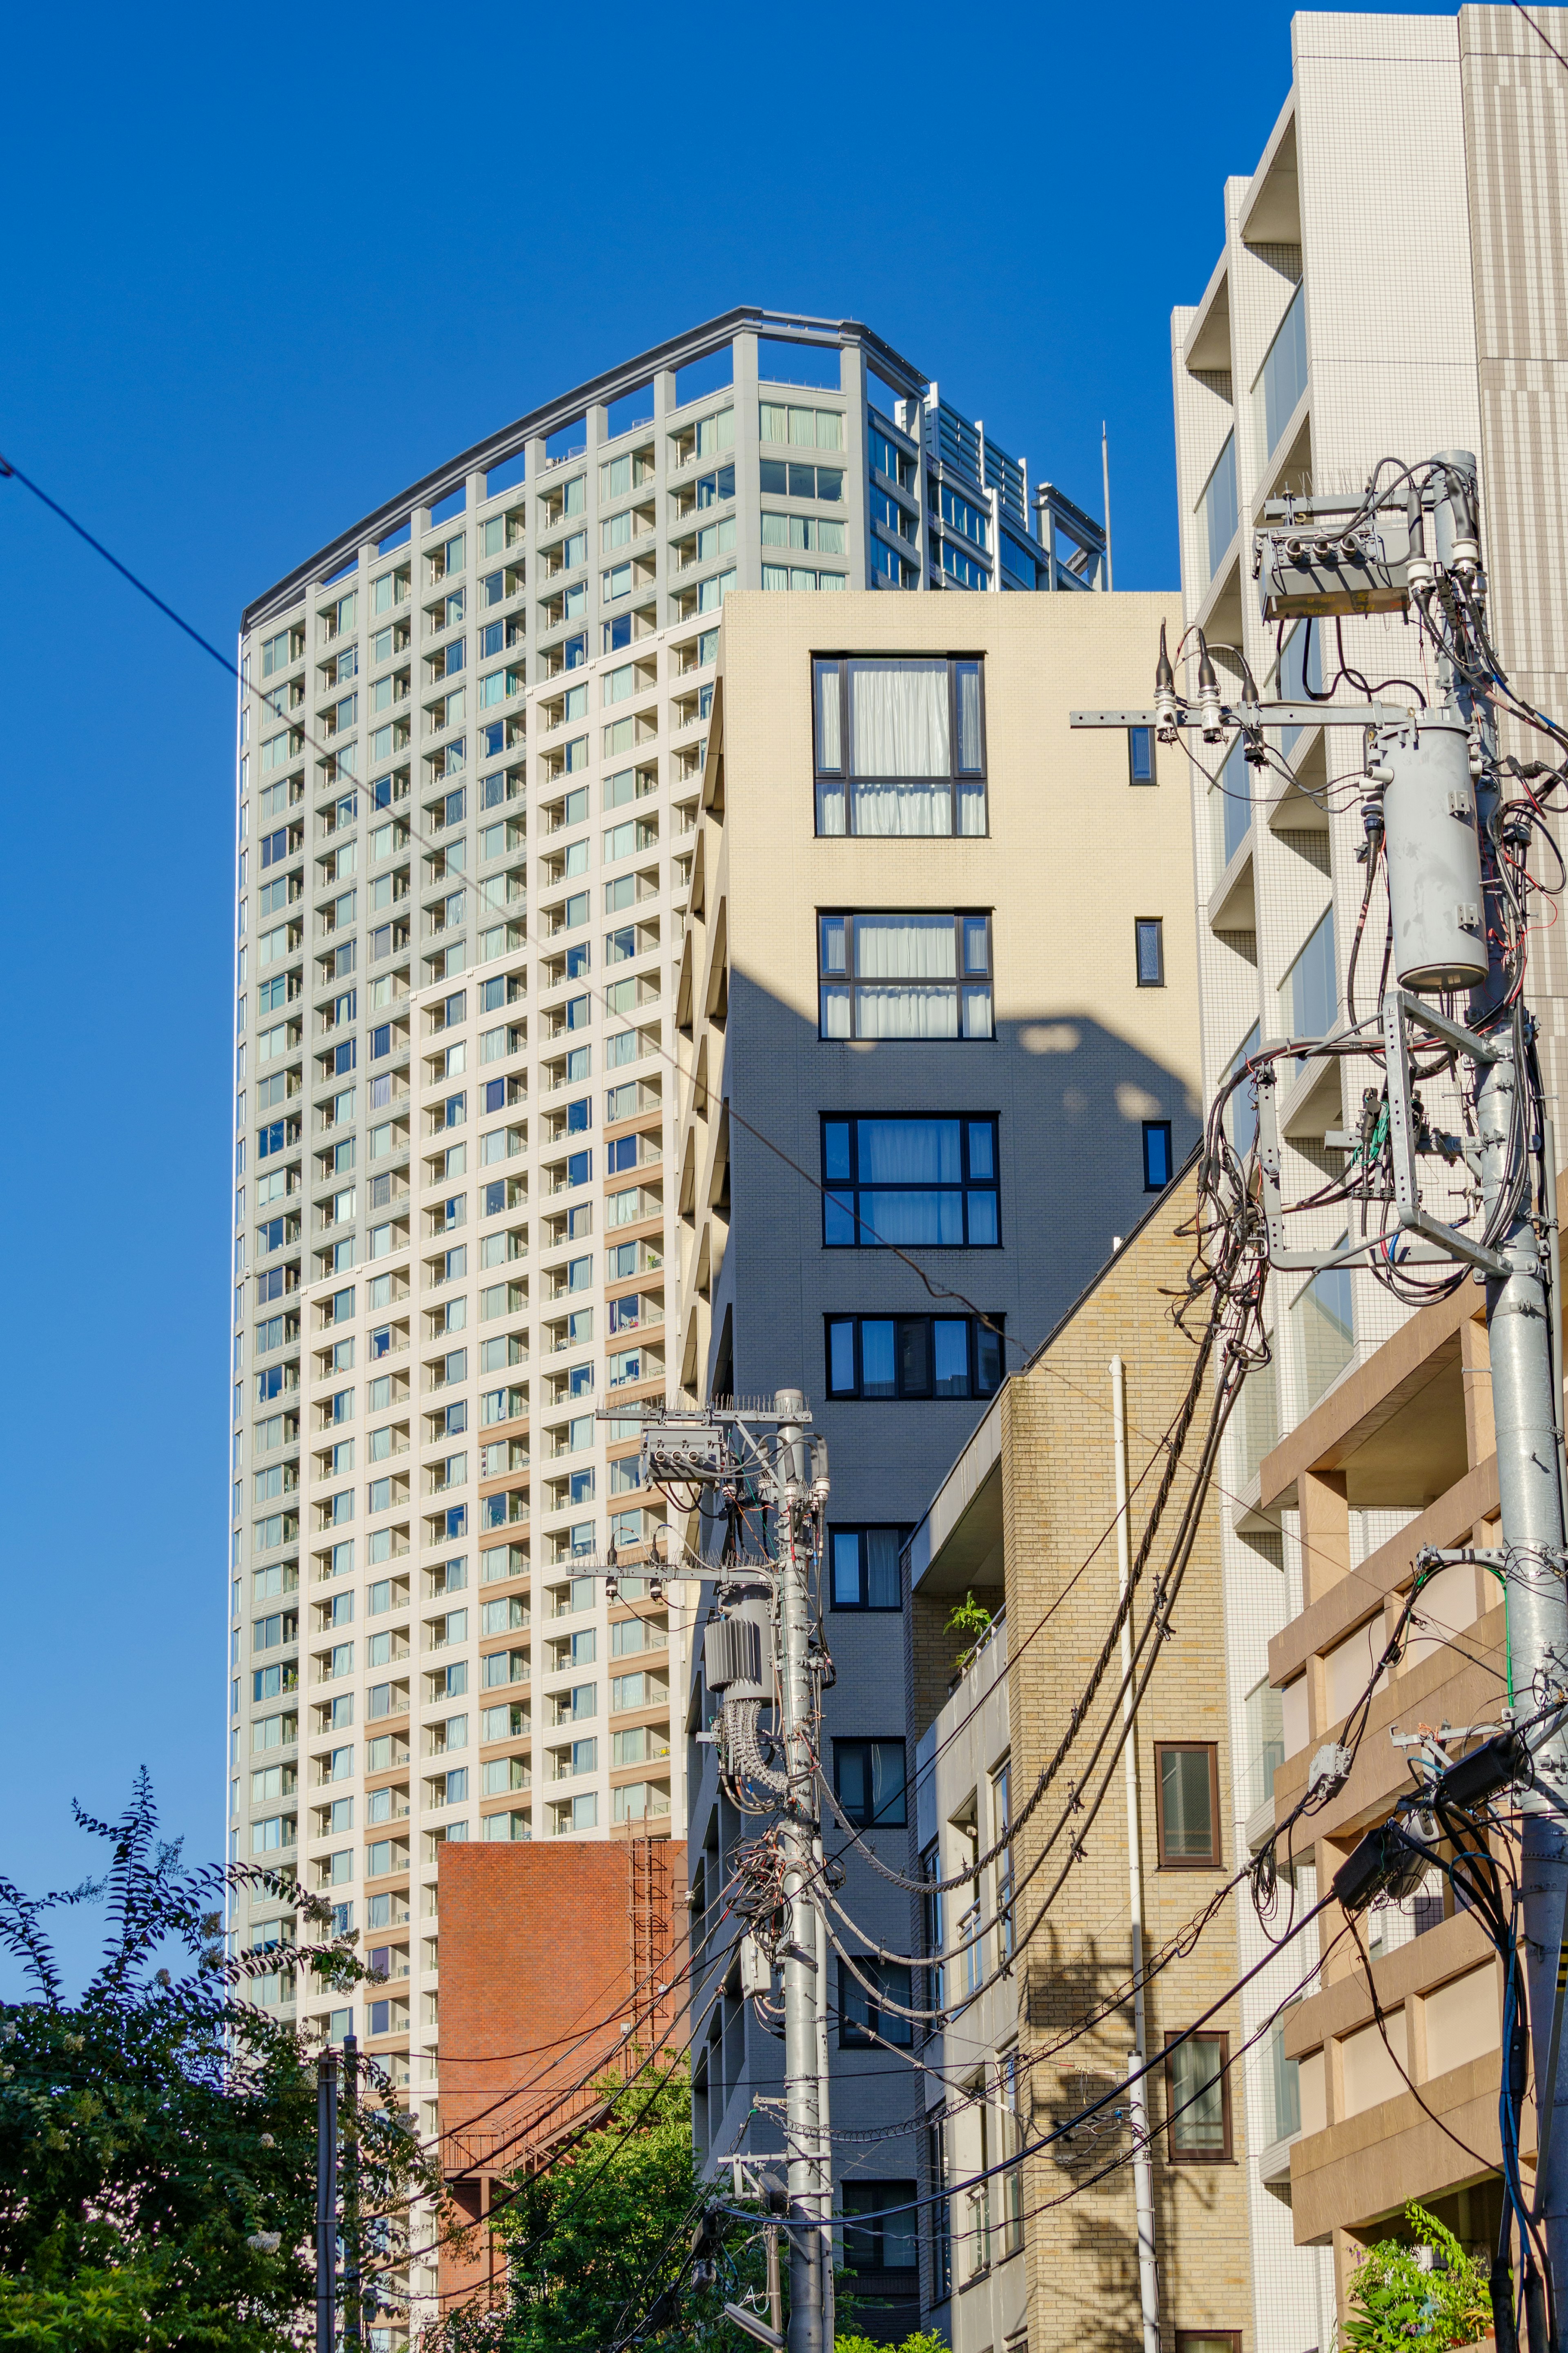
<box><xmin>835</xmin><ymin>2332</ymin><xmax>948</xmax><ymax>2353</ymax></box>
<box><xmin>430</xmin><ymin>2055</ymin><xmax>761</xmax><ymax>2353</ymax></box>
<box><xmin>1341</xmin><ymin>2202</ymin><xmax>1492</xmax><ymax>2352</ymax></box>
<box><xmin>0</xmin><ymin>1773</ymin><xmax>440</xmax><ymax>2353</ymax></box>
<box><xmin>945</xmin><ymin>1591</ymin><xmax>993</xmax><ymax>1665</ymax></box>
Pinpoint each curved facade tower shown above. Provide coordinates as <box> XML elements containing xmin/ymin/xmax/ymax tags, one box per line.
<box><xmin>227</xmin><ymin>307</ymin><xmax>1102</xmax><ymax>2324</ymax></box>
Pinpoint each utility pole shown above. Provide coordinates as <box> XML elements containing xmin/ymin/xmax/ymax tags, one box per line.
<box><xmin>341</xmin><ymin>2032</ymin><xmax>361</xmax><ymax>2349</ymax></box>
<box><xmin>775</xmin><ymin>1390</ymin><xmax>827</xmax><ymax>2353</ymax></box>
<box><xmin>316</xmin><ymin>2047</ymin><xmax>338</xmax><ymax>2353</ymax></box>
<box><xmin>1072</xmin><ymin>448</ymin><xmax>1568</xmax><ymax>2328</ymax></box>
<box><xmin>602</xmin><ymin>1389</ymin><xmax>834</xmax><ymax>2353</ymax></box>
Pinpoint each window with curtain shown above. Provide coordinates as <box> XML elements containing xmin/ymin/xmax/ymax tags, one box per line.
<box><xmin>813</xmin><ymin>655</ymin><xmax>986</xmax><ymax>835</ymax></box>
<box><xmin>831</xmin><ymin>1525</ymin><xmax>906</xmax><ymax>1610</ymax></box>
<box><xmin>833</xmin><ymin>1737</ymin><xmax>907</xmax><ymax>1827</ymax></box>
<box><xmin>822</xmin><ymin>1115</ymin><xmax>999</xmax><ymax>1246</ymax></box>
<box><xmin>818</xmin><ymin>911</ymin><xmax>993</xmax><ymax>1040</ymax></box>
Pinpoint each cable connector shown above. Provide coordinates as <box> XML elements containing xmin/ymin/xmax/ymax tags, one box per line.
<box><xmin>1307</xmin><ymin>1741</ymin><xmax>1354</xmax><ymax>1803</ymax></box>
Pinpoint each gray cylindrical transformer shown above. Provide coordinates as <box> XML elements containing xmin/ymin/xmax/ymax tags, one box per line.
<box><xmin>1379</xmin><ymin>712</ymin><xmax>1486</xmax><ymax>991</ymax></box>
<box><xmin>704</xmin><ymin>1597</ymin><xmax>770</xmax><ymax>1700</ymax></box>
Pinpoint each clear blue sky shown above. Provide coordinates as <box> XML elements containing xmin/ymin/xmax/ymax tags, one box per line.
<box><xmin>0</xmin><ymin>0</ymin><xmax>1450</xmax><ymax>1992</ymax></box>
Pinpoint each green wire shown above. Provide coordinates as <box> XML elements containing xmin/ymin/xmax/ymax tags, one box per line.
<box><xmin>1412</xmin><ymin>1556</ymin><xmax>1514</xmax><ymax>1707</ymax></box>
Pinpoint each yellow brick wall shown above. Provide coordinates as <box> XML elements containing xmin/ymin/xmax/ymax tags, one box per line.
<box><xmin>1000</xmin><ymin>1163</ymin><xmax>1253</xmax><ymax>2353</ymax></box>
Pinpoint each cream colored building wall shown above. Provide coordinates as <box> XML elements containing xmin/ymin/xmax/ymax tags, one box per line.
<box><xmin>678</xmin><ymin>587</ymin><xmax>1207</xmax><ymax>2252</ymax></box>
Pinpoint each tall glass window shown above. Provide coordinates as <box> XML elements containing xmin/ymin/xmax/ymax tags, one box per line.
<box><xmin>1254</xmin><ymin>280</ymin><xmax>1308</xmax><ymax>467</ymax></box>
<box><xmin>1199</xmin><ymin>433</ymin><xmax>1238</xmax><ymax>584</ymax></box>
<box><xmin>1283</xmin><ymin>907</ymin><xmax>1336</xmax><ymax>1045</ymax></box>
<box><xmin>813</xmin><ymin>656</ymin><xmax>985</xmax><ymax>835</ymax></box>
<box><xmin>1292</xmin><ymin>1252</ymin><xmax>1354</xmax><ymax>1409</ymax></box>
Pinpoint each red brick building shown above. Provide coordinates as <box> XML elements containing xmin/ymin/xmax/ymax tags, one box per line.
<box><xmin>437</xmin><ymin>1835</ymin><xmax>686</xmax><ymax>2313</ymax></box>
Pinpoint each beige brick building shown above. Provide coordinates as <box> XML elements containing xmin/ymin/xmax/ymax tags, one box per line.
<box><xmin>905</xmin><ymin>1161</ymin><xmax>1255</xmax><ymax>2353</ymax></box>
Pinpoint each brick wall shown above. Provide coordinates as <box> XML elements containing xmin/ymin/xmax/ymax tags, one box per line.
<box><xmin>999</xmin><ymin>1167</ymin><xmax>1254</xmax><ymax>2353</ymax></box>
<box><xmin>436</xmin><ymin>1835</ymin><xmax>686</xmax><ymax>2313</ymax></box>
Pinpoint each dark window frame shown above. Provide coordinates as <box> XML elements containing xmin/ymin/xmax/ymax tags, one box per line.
<box><xmin>824</xmin><ymin>1312</ymin><xmax>1005</xmax><ymax>1402</ymax></box>
<box><xmin>1175</xmin><ymin>2335</ymin><xmax>1242</xmax><ymax>2353</ymax></box>
<box><xmin>1128</xmin><ymin>725</ymin><xmax>1156</xmax><ymax>785</ymax></box>
<box><xmin>838</xmin><ymin>1960</ymin><xmax>914</xmax><ymax>2050</ymax></box>
<box><xmin>1135</xmin><ymin>917</ymin><xmax>1165</xmax><ymax>987</ymax></box>
<box><xmin>1154</xmin><ymin>1742</ymin><xmax>1222</xmax><ymax>1868</ymax></box>
<box><xmin>833</xmin><ymin>1737</ymin><xmax>908</xmax><ymax>1829</ymax></box>
<box><xmin>1164</xmin><ymin>2030</ymin><xmax>1233</xmax><ymax>2163</ymax></box>
<box><xmin>829</xmin><ymin>1525</ymin><xmax>908</xmax><ymax>1612</ymax></box>
<box><xmin>812</xmin><ymin>654</ymin><xmax>987</xmax><ymax>838</ymax></box>
<box><xmin>840</xmin><ymin>2177</ymin><xmax>920</xmax><ymax>2264</ymax></box>
<box><xmin>821</xmin><ymin>1113</ymin><xmax>1000</xmax><ymax>1248</ymax></box>
<box><xmin>1143</xmin><ymin>1120</ymin><xmax>1174</xmax><ymax>1193</ymax></box>
<box><xmin>817</xmin><ymin>910</ymin><xmax>994</xmax><ymax>1042</ymax></box>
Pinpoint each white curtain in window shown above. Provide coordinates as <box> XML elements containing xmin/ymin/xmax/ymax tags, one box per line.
<box><xmin>855</xmin><ymin>987</ymin><xmax>959</xmax><ymax>1038</ymax></box>
<box><xmin>958</xmin><ymin>781</ymin><xmax>986</xmax><ymax>836</ymax></box>
<box><xmin>849</xmin><ymin>659</ymin><xmax>949</xmax><ymax>776</ymax></box>
<box><xmin>857</xmin><ymin>1119</ymin><xmax>962</xmax><ymax>1184</ymax></box>
<box><xmin>865</xmin><ymin>1528</ymin><xmax>901</xmax><ymax>1608</ymax></box>
<box><xmin>849</xmin><ymin>778</ymin><xmax>951</xmax><ymax>835</ymax></box>
<box><xmin>854</xmin><ymin>915</ymin><xmax>956</xmax><ymax>979</ymax></box>
<box><xmin>956</xmin><ymin>663</ymin><xmax>982</xmax><ymax>770</ymax></box>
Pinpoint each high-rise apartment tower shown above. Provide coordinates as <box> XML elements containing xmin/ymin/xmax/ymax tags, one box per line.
<box><xmin>225</xmin><ymin>308</ymin><xmax>1107</xmax><ymax>2299</ymax></box>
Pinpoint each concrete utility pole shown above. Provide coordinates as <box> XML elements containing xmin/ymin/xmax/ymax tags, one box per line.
<box><xmin>615</xmin><ymin>1389</ymin><xmax>834</xmax><ymax>2353</ymax></box>
<box><xmin>775</xmin><ymin>1390</ymin><xmax>829</xmax><ymax>2353</ymax></box>
<box><xmin>1072</xmin><ymin>447</ymin><xmax>1568</xmax><ymax>2328</ymax></box>
<box><xmin>316</xmin><ymin>2047</ymin><xmax>338</xmax><ymax>2353</ymax></box>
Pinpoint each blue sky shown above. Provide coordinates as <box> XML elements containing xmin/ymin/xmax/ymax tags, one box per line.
<box><xmin>0</xmin><ymin>0</ymin><xmax>1452</xmax><ymax>1991</ymax></box>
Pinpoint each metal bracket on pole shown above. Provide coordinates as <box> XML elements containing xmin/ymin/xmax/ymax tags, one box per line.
<box><xmin>1381</xmin><ymin>989</ymin><xmax>1509</xmax><ymax>1278</ymax></box>
<box><xmin>1069</xmin><ymin>700</ymin><xmax>1410</xmax><ymax>734</ymax></box>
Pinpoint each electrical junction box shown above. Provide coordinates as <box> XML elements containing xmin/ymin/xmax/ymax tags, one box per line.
<box><xmin>739</xmin><ymin>1933</ymin><xmax>772</xmax><ymax>1999</ymax></box>
<box><xmin>1255</xmin><ymin>506</ymin><xmax>1414</xmax><ymax>621</ymax></box>
<box><xmin>643</xmin><ymin>1426</ymin><xmax>725</xmax><ymax>1483</ymax></box>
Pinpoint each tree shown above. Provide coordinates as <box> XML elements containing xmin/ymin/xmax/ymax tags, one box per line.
<box><xmin>835</xmin><ymin>2333</ymin><xmax>949</xmax><ymax>2353</ymax></box>
<box><xmin>1341</xmin><ymin>2202</ymin><xmax>1492</xmax><ymax>2352</ymax></box>
<box><xmin>430</xmin><ymin>2054</ymin><xmax>762</xmax><ymax>2353</ymax></box>
<box><xmin>0</xmin><ymin>1773</ymin><xmax>440</xmax><ymax>2351</ymax></box>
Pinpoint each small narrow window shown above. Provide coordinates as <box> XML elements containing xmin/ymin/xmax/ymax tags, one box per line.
<box><xmin>1129</xmin><ymin>725</ymin><xmax>1156</xmax><ymax>785</ymax></box>
<box><xmin>1143</xmin><ymin>1120</ymin><xmax>1174</xmax><ymax>1192</ymax></box>
<box><xmin>834</xmin><ymin>1737</ymin><xmax>906</xmax><ymax>1827</ymax></box>
<box><xmin>1155</xmin><ymin>1742</ymin><xmax>1220</xmax><ymax>1866</ymax></box>
<box><xmin>831</xmin><ymin>1527</ymin><xmax>905</xmax><ymax>1610</ymax></box>
<box><xmin>1165</xmin><ymin>2032</ymin><xmax>1232</xmax><ymax>2161</ymax></box>
<box><xmin>1135</xmin><ymin>918</ymin><xmax>1165</xmax><ymax>987</ymax></box>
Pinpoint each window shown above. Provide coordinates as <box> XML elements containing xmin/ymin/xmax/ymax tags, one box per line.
<box><xmin>761</xmin><ymin>512</ymin><xmax>846</xmax><ymax>555</ymax></box>
<box><xmin>1143</xmin><ymin>1121</ymin><xmax>1174</xmax><ymax>1192</ymax></box>
<box><xmin>758</xmin><ymin>459</ymin><xmax>843</xmax><ymax>502</ymax></box>
<box><xmin>840</xmin><ymin>2181</ymin><xmax>918</xmax><ymax>2265</ymax></box>
<box><xmin>1135</xmin><ymin>918</ymin><xmax>1165</xmax><ymax>987</ymax></box>
<box><xmin>760</xmin><ymin>563</ymin><xmax>845</xmax><ymax>593</ymax></box>
<box><xmin>813</xmin><ymin>657</ymin><xmax>984</xmax><ymax>836</ymax></box>
<box><xmin>834</xmin><ymin>1738</ymin><xmax>906</xmax><ymax>1828</ymax></box>
<box><xmin>1284</xmin><ymin>906</ymin><xmax>1336</xmax><ymax>1044</ymax></box>
<box><xmin>830</xmin><ymin>1527</ymin><xmax>903</xmax><ymax>1610</ymax></box>
<box><xmin>822</xmin><ymin>1115</ymin><xmax>998</xmax><ymax>1247</ymax></box>
<box><xmin>1155</xmin><ymin>1744</ymin><xmax>1220</xmax><ymax>1867</ymax></box>
<box><xmin>839</xmin><ymin>1960</ymin><xmax>914</xmax><ymax>2050</ymax></box>
<box><xmin>818</xmin><ymin>912</ymin><xmax>992</xmax><ymax>1042</ymax></box>
<box><xmin>826</xmin><ymin>1314</ymin><xmax>1003</xmax><ymax>1402</ymax></box>
<box><xmin>758</xmin><ymin>401</ymin><xmax>844</xmax><ymax>449</ymax></box>
<box><xmin>1165</xmin><ymin>2033</ymin><xmax>1232</xmax><ymax>2161</ymax></box>
<box><xmin>1176</xmin><ymin>2338</ymin><xmax>1243</xmax><ymax>2353</ymax></box>
<box><xmin>1129</xmin><ymin>725</ymin><xmax>1156</xmax><ymax>785</ymax></box>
